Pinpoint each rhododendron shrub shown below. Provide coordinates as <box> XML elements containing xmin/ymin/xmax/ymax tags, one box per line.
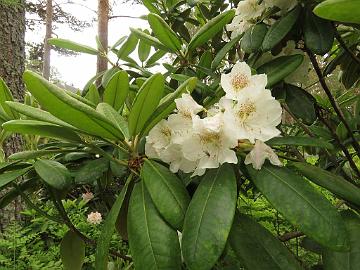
<box><xmin>1</xmin><ymin>0</ymin><xmax>360</xmax><ymax>269</ymax></box>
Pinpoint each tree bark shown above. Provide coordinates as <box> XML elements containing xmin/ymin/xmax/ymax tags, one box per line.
<box><xmin>42</xmin><ymin>0</ymin><xmax>53</xmax><ymax>80</ymax></box>
<box><xmin>0</xmin><ymin>0</ymin><xmax>26</xmax><ymax>227</ymax></box>
<box><xmin>97</xmin><ymin>0</ymin><xmax>109</xmax><ymax>74</ymax></box>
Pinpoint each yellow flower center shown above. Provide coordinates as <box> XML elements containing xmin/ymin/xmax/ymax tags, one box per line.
<box><xmin>237</xmin><ymin>102</ymin><xmax>256</xmax><ymax>120</ymax></box>
<box><xmin>161</xmin><ymin>126</ymin><xmax>171</xmax><ymax>137</ymax></box>
<box><xmin>199</xmin><ymin>131</ymin><xmax>220</xmax><ymax>146</ymax></box>
<box><xmin>181</xmin><ymin>110</ymin><xmax>192</xmax><ymax>119</ymax></box>
<box><xmin>231</xmin><ymin>73</ymin><xmax>249</xmax><ymax>91</ymax></box>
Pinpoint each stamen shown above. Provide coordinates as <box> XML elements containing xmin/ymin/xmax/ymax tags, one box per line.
<box><xmin>231</xmin><ymin>73</ymin><xmax>249</xmax><ymax>91</ymax></box>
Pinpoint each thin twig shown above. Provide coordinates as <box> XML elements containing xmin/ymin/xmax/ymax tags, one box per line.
<box><xmin>109</xmin><ymin>15</ymin><xmax>143</xmax><ymax>20</ymax></box>
<box><xmin>279</xmin><ymin>231</ymin><xmax>304</xmax><ymax>242</ymax></box>
<box><xmin>317</xmin><ymin>111</ymin><xmax>360</xmax><ymax>182</ymax></box>
<box><xmin>306</xmin><ymin>48</ymin><xmax>360</xmax><ymax>158</ymax></box>
<box><xmin>334</xmin><ymin>26</ymin><xmax>360</xmax><ymax>66</ymax></box>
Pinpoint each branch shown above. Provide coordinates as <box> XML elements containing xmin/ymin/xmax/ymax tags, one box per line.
<box><xmin>334</xmin><ymin>26</ymin><xmax>360</xmax><ymax>66</ymax></box>
<box><xmin>306</xmin><ymin>48</ymin><xmax>360</xmax><ymax>158</ymax></box>
<box><xmin>317</xmin><ymin>110</ymin><xmax>360</xmax><ymax>182</ymax></box>
<box><xmin>109</xmin><ymin>15</ymin><xmax>143</xmax><ymax>20</ymax></box>
<box><xmin>279</xmin><ymin>231</ymin><xmax>304</xmax><ymax>242</ymax></box>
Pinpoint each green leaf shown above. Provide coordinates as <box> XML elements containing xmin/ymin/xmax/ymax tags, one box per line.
<box><xmin>257</xmin><ymin>54</ymin><xmax>304</xmax><ymax>88</ymax></box>
<box><xmin>322</xmin><ymin>211</ymin><xmax>360</xmax><ymax>270</ymax></box>
<box><xmin>285</xmin><ymin>84</ymin><xmax>317</xmax><ymax>125</ymax></box>
<box><xmin>141</xmin><ymin>77</ymin><xmax>197</xmax><ymax>136</ymax></box>
<box><xmin>23</xmin><ymin>71</ymin><xmax>123</xmax><ymax>140</ymax></box>
<box><xmin>96</xmin><ymin>103</ymin><xmax>129</xmax><ymax>139</ymax></box>
<box><xmin>103</xmin><ymin>70</ymin><xmax>129</xmax><ymax>111</ymax></box>
<box><xmin>142</xmin><ymin>159</ymin><xmax>190</xmax><ymax>230</ymax></box>
<box><xmin>84</xmin><ymin>84</ymin><xmax>100</xmax><ymax>105</ymax></box>
<box><xmin>34</xmin><ymin>160</ymin><xmax>72</xmax><ymax>190</ymax></box>
<box><xmin>314</xmin><ymin>0</ymin><xmax>360</xmax><ymax>24</ymax></box>
<box><xmin>6</xmin><ymin>101</ymin><xmax>74</xmax><ymax>129</ymax></box>
<box><xmin>60</xmin><ymin>230</ymin><xmax>85</xmax><ymax>270</ymax></box>
<box><xmin>304</xmin><ymin>8</ymin><xmax>334</xmax><ymax>55</ymax></box>
<box><xmin>65</xmin><ymin>89</ymin><xmax>96</xmax><ymax>108</ymax></box>
<box><xmin>74</xmin><ymin>158</ymin><xmax>109</xmax><ymax>184</ymax></box>
<box><xmin>2</xmin><ymin>120</ymin><xmax>82</xmax><ymax>142</ymax></box>
<box><xmin>0</xmin><ymin>167</ymin><xmax>32</xmax><ymax>190</ymax></box>
<box><xmin>131</xmin><ymin>28</ymin><xmax>170</xmax><ymax>52</ymax></box>
<box><xmin>95</xmin><ymin>176</ymin><xmax>132</xmax><ymax>270</ymax></box>
<box><xmin>141</xmin><ymin>0</ymin><xmax>160</xmax><ymax>14</ymax></box>
<box><xmin>9</xmin><ymin>149</ymin><xmax>74</xmax><ymax>161</ymax></box>
<box><xmin>128</xmin><ymin>181</ymin><xmax>182</xmax><ymax>270</ymax></box>
<box><xmin>241</xmin><ymin>23</ymin><xmax>268</xmax><ymax>54</ymax></box>
<box><xmin>48</xmin><ymin>38</ymin><xmax>98</xmax><ymax>55</ymax></box>
<box><xmin>0</xmin><ymin>78</ymin><xmax>18</xmax><ymax>119</ymax></box>
<box><xmin>211</xmin><ymin>33</ymin><xmax>242</xmax><ymax>70</ymax></box>
<box><xmin>229</xmin><ymin>212</ymin><xmax>302</xmax><ymax>270</ymax></box>
<box><xmin>188</xmin><ymin>9</ymin><xmax>235</xmax><ymax>52</ymax></box>
<box><xmin>267</xmin><ymin>136</ymin><xmax>333</xmax><ymax>149</ymax></box>
<box><xmin>262</xmin><ymin>6</ymin><xmax>301</xmax><ymax>52</ymax></box>
<box><xmin>291</xmin><ymin>162</ymin><xmax>360</xmax><ymax>207</ymax></box>
<box><xmin>117</xmin><ymin>33</ymin><xmax>138</xmax><ymax>59</ymax></box>
<box><xmin>247</xmin><ymin>164</ymin><xmax>349</xmax><ymax>251</ymax></box>
<box><xmin>148</xmin><ymin>13</ymin><xmax>182</xmax><ymax>52</ymax></box>
<box><xmin>128</xmin><ymin>73</ymin><xmax>164</xmax><ymax>136</ymax></box>
<box><xmin>146</xmin><ymin>50</ymin><xmax>167</xmax><ymax>67</ymax></box>
<box><xmin>138</xmin><ymin>30</ymin><xmax>152</xmax><ymax>62</ymax></box>
<box><xmin>182</xmin><ymin>164</ymin><xmax>237</xmax><ymax>270</ymax></box>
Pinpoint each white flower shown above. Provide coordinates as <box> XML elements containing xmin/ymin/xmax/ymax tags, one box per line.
<box><xmin>227</xmin><ymin>19</ymin><xmax>254</xmax><ymax>39</ymax></box>
<box><xmin>175</xmin><ymin>93</ymin><xmax>203</xmax><ymax>117</ymax></box>
<box><xmin>81</xmin><ymin>192</ymin><xmax>94</xmax><ymax>202</ymax></box>
<box><xmin>236</xmin><ymin>0</ymin><xmax>265</xmax><ymax>20</ymax></box>
<box><xmin>160</xmin><ymin>143</ymin><xmax>198</xmax><ymax>174</ymax></box>
<box><xmin>87</xmin><ymin>211</ymin><xmax>102</xmax><ymax>224</ymax></box>
<box><xmin>245</xmin><ymin>140</ymin><xmax>282</xmax><ymax>169</ymax></box>
<box><xmin>182</xmin><ymin>114</ymin><xmax>238</xmax><ymax>176</ymax></box>
<box><xmin>221</xmin><ymin>62</ymin><xmax>267</xmax><ymax>101</ymax></box>
<box><xmin>145</xmin><ymin>119</ymin><xmax>173</xmax><ymax>159</ymax></box>
<box><xmin>220</xmin><ymin>87</ymin><xmax>282</xmax><ymax>143</ymax></box>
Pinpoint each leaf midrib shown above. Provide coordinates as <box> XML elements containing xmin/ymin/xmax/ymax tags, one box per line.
<box><xmin>263</xmin><ymin>166</ymin><xmax>333</xmax><ymax>225</ymax></box>
<box><xmin>192</xmin><ymin>168</ymin><xmax>221</xmax><ymax>262</ymax></box>
<box><xmin>148</xmin><ymin>161</ymin><xmax>187</xmax><ymax>216</ymax></box>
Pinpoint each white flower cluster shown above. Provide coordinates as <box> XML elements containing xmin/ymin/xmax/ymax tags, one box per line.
<box><xmin>145</xmin><ymin>62</ymin><xmax>282</xmax><ymax>176</ymax></box>
<box><xmin>81</xmin><ymin>192</ymin><xmax>94</xmax><ymax>202</ymax></box>
<box><xmin>227</xmin><ymin>0</ymin><xmax>298</xmax><ymax>38</ymax></box>
<box><xmin>87</xmin><ymin>211</ymin><xmax>102</xmax><ymax>225</ymax></box>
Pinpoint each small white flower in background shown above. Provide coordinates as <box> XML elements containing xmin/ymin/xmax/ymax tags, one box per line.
<box><xmin>81</xmin><ymin>192</ymin><xmax>94</xmax><ymax>202</ymax></box>
<box><xmin>182</xmin><ymin>114</ymin><xmax>238</xmax><ymax>176</ymax></box>
<box><xmin>87</xmin><ymin>211</ymin><xmax>102</xmax><ymax>225</ymax></box>
<box><xmin>221</xmin><ymin>62</ymin><xmax>267</xmax><ymax>101</ymax></box>
<box><xmin>220</xmin><ymin>87</ymin><xmax>282</xmax><ymax>143</ymax></box>
<box><xmin>245</xmin><ymin>140</ymin><xmax>282</xmax><ymax>170</ymax></box>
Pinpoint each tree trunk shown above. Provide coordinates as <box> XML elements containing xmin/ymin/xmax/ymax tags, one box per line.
<box><xmin>42</xmin><ymin>0</ymin><xmax>53</xmax><ymax>80</ymax></box>
<box><xmin>0</xmin><ymin>0</ymin><xmax>26</xmax><ymax>228</ymax></box>
<box><xmin>97</xmin><ymin>0</ymin><xmax>109</xmax><ymax>74</ymax></box>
